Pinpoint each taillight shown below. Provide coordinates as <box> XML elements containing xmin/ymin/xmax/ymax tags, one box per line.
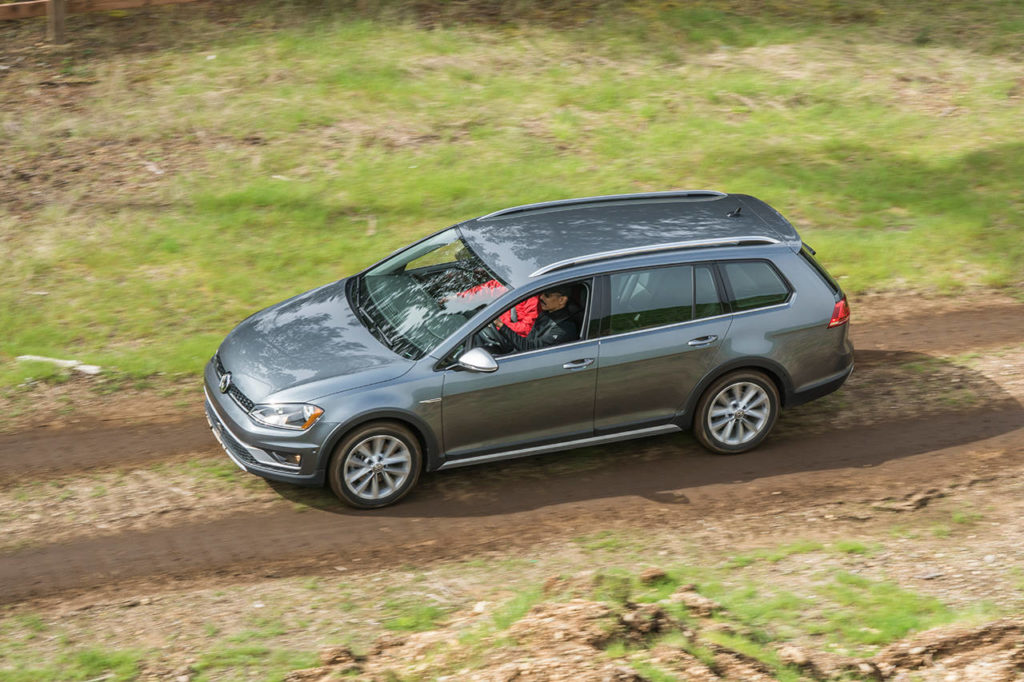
<box><xmin>828</xmin><ymin>295</ymin><xmax>850</xmax><ymax>328</ymax></box>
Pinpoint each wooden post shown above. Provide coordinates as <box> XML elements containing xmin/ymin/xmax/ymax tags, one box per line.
<box><xmin>47</xmin><ymin>0</ymin><xmax>65</xmax><ymax>44</ymax></box>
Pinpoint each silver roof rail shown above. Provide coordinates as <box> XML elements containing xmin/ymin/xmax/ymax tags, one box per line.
<box><xmin>479</xmin><ymin>190</ymin><xmax>727</xmax><ymax>221</ymax></box>
<box><xmin>529</xmin><ymin>236</ymin><xmax>781</xmax><ymax>278</ymax></box>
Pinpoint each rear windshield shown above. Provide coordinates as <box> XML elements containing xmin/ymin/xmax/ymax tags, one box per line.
<box><xmin>800</xmin><ymin>244</ymin><xmax>841</xmax><ymax>294</ymax></box>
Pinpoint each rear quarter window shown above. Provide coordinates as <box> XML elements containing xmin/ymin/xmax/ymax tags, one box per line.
<box><xmin>721</xmin><ymin>260</ymin><xmax>791</xmax><ymax>312</ymax></box>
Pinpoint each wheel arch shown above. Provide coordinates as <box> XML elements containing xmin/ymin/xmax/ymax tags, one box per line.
<box><xmin>678</xmin><ymin>358</ymin><xmax>793</xmax><ymax>430</ymax></box>
<box><xmin>321</xmin><ymin>410</ymin><xmax>441</xmax><ymax>475</ymax></box>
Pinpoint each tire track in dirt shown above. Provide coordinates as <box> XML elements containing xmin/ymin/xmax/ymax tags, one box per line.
<box><xmin>1</xmin><ymin>302</ymin><xmax>1022</xmax><ymax>486</ymax></box>
<box><xmin>850</xmin><ymin>302</ymin><xmax>1024</xmax><ymax>354</ymax></box>
<box><xmin>2</xmin><ymin>404</ymin><xmax>1021</xmax><ymax>604</ymax></box>
<box><xmin>0</xmin><ymin>418</ymin><xmax>211</xmax><ymax>486</ymax></box>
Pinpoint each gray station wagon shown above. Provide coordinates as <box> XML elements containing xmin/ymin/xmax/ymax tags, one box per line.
<box><xmin>204</xmin><ymin>191</ymin><xmax>853</xmax><ymax>508</ymax></box>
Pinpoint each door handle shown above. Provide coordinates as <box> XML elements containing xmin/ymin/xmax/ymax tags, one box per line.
<box><xmin>687</xmin><ymin>335</ymin><xmax>719</xmax><ymax>347</ymax></box>
<box><xmin>562</xmin><ymin>358</ymin><xmax>595</xmax><ymax>370</ymax></box>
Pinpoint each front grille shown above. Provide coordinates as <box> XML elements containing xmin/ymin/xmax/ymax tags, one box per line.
<box><xmin>229</xmin><ymin>386</ymin><xmax>254</xmax><ymax>411</ymax></box>
<box><xmin>214</xmin><ymin>354</ymin><xmax>255</xmax><ymax>412</ymax></box>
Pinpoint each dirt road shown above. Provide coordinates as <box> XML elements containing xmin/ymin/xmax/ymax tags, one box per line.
<box><xmin>1</xmin><ymin>301</ymin><xmax>1022</xmax><ymax>605</ymax></box>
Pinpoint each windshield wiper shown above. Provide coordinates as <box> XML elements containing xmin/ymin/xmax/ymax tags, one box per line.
<box><xmin>350</xmin><ymin>278</ymin><xmax>394</xmax><ymax>350</ymax></box>
<box><xmin>349</xmin><ymin>276</ymin><xmax>361</xmax><ymax>308</ymax></box>
<box><xmin>365</xmin><ymin>316</ymin><xmax>395</xmax><ymax>351</ymax></box>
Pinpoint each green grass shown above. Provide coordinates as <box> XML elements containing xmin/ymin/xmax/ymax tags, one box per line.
<box><xmin>586</xmin><ymin>566</ymin><xmax>700</xmax><ymax>611</ymax></box>
<box><xmin>13</xmin><ymin>614</ymin><xmax>47</xmax><ymax>634</ymax></box>
<box><xmin>682</xmin><ymin>639</ymin><xmax>719</xmax><ymax>670</ymax></box>
<box><xmin>1</xmin><ymin>1</ymin><xmax>1023</xmax><ymax>388</ymax></box>
<box><xmin>628</xmin><ymin>659</ymin><xmax>685</xmax><ymax>682</ymax></box>
<box><xmin>0</xmin><ymin>648</ymin><xmax>142</xmax><ymax>682</ymax></box>
<box><xmin>176</xmin><ymin>457</ymin><xmax>248</xmax><ymax>484</ymax></box>
<box><xmin>833</xmin><ymin>540</ymin><xmax>880</xmax><ymax>555</ymax></box>
<box><xmin>591</xmin><ymin>569</ymin><xmax>636</xmax><ymax>605</ymax></box>
<box><xmin>701</xmin><ymin>583</ymin><xmax>811</xmax><ymax>641</ymax></box>
<box><xmin>951</xmin><ymin>509</ymin><xmax>984</xmax><ymax>525</ymax></box>
<box><xmin>726</xmin><ymin>540</ymin><xmax>824</xmax><ymax>568</ymax></box>
<box><xmin>603</xmin><ymin>639</ymin><xmax>631</xmax><ymax>659</ymax></box>
<box><xmin>447</xmin><ymin>558</ymin><xmax>994</xmax><ymax>678</ymax></box>
<box><xmin>491</xmin><ymin>587</ymin><xmax>545</xmax><ymax>630</ymax></box>
<box><xmin>664</xmin><ymin>550</ymin><xmax>995</xmax><ymax>655</ymax></box>
<box><xmin>382</xmin><ymin>600</ymin><xmax>448</xmax><ymax>632</ymax></box>
<box><xmin>810</xmin><ymin>571</ymin><xmax>956</xmax><ymax>648</ymax></box>
<box><xmin>1013</xmin><ymin>567</ymin><xmax>1024</xmax><ymax>595</ymax></box>
<box><xmin>0</xmin><ymin>361</ymin><xmax>72</xmax><ymax>388</ymax></box>
<box><xmin>701</xmin><ymin>631</ymin><xmax>803</xmax><ymax>682</ymax></box>
<box><xmin>573</xmin><ymin>530</ymin><xmax>631</xmax><ymax>552</ymax></box>
<box><xmin>225</xmin><ymin>618</ymin><xmax>288</xmax><ymax>643</ymax></box>
<box><xmin>192</xmin><ymin>646</ymin><xmax>317</xmax><ymax>682</ymax></box>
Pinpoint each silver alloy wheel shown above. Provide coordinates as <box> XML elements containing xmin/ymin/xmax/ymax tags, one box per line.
<box><xmin>343</xmin><ymin>435</ymin><xmax>412</xmax><ymax>501</ymax></box>
<box><xmin>706</xmin><ymin>381</ymin><xmax>771</xmax><ymax>446</ymax></box>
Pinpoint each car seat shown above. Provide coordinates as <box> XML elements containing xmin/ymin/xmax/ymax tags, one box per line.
<box><xmin>564</xmin><ymin>284</ymin><xmax>587</xmax><ymax>340</ymax></box>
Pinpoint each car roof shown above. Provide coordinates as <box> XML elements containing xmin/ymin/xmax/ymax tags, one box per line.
<box><xmin>457</xmin><ymin>191</ymin><xmax>801</xmax><ymax>287</ymax></box>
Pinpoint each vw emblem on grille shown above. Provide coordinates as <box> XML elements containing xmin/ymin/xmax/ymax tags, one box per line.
<box><xmin>219</xmin><ymin>372</ymin><xmax>232</xmax><ymax>394</ymax></box>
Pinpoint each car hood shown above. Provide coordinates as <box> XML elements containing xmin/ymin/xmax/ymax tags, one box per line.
<box><xmin>216</xmin><ymin>279</ymin><xmax>413</xmax><ymax>402</ymax></box>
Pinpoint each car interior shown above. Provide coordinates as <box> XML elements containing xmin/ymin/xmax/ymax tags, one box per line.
<box><xmin>609</xmin><ymin>268</ymin><xmax>692</xmax><ymax>332</ymax></box>
<box><xmin>472</xmin><ymin>280</ymin><xmax>590</xmax><ymax>356</ymax></box>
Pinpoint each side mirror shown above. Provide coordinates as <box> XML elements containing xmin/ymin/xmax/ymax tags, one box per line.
<box><xmin>457</xmin><ymin>347</ymin><xmax>498</xmax><ymax>373</ymax></box>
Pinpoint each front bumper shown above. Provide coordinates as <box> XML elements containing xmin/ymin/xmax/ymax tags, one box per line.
<box><xmin>204</xmin><ymin>360</ymin><xmax>327</xmax><ymax>486</ymax></box>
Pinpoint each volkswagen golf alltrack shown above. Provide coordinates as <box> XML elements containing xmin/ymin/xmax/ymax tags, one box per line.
<box><xmin>205</xmin><ymin>191</ymin><xmax>853</xmax><ymax>508</ymax></box>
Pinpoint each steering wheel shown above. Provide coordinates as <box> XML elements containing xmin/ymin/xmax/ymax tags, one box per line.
<box><xmin>475</xmin><ymin>321</ymin><xmax>512</xmax><ymax>355</ymax></box>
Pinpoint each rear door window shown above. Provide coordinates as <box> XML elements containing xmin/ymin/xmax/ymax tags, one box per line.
<box><xmin>694</xmin><ymin>265</ymin><xmax>724</xmax><ymax>319</ymax></box>
<box><xmin>607</xmin><ymin>265</ymin><xmax>693</xmax><ymax>335</ymax></box>
<box><xmin>604</xmin><ymin>263</ymin><xmax>725</xmax><ymax>336</ymax></box>
<box><xmin>720</xmin><ymin>260</ymin><xmax>791</xmax><ymax>312</ymax></box>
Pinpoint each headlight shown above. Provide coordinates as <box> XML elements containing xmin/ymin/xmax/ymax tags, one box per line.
<box><xmin>249</xmin><ymin>403</ymin><xmax>324</xmax><ymax>430</ymax></box>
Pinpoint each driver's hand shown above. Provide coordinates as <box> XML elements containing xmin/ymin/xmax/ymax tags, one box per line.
<box><xmin>494</xmin><ymin>319</ymin><xmax>504</xmax><ymax>329</ymax></box>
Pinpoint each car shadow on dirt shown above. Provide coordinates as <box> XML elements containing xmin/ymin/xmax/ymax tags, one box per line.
<box><xmin>268</xmin><ymin>350</ymin><xmax>1024</xmax><ymax>518</ymax></box>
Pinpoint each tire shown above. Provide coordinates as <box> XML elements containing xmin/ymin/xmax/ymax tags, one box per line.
<box><xmin>693</xmin><ymin>370</ymin><xmax>780</xmax><ymax>455</ymax></box>
<box><xmin>328</xmin><ymin>421</ymin><xmax>422</xmax><ymax>509</ymax></box>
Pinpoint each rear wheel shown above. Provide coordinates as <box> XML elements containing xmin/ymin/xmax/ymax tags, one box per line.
<box><xmin>694</xmin><ymin>370</ymin><xmax>779</xmax><ymax>454</ymax></box>
<box><xmin>328</xmin><ymin>422</ymin><xmax>422</xmax><ymax>509</ymax></box>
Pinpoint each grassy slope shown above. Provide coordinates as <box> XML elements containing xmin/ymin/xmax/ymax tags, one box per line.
<box><xmin>1</xmin><ymin>1</ymin><xmax>1022</xmax><ymax>385</ymax></box>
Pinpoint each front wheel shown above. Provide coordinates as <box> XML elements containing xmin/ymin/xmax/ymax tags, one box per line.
<box><xmin>328</xmin><ymin>422</ymin><xmax>422</xmax><ymax>509</ymax></box>
<box><xmin>693</xmin><ymin>371</ymin><xmax>779</xmax><ymax>454</ymax></box>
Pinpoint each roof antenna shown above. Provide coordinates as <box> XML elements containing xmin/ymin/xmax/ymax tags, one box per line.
<box><xmin>726</xmin><ymin>206</ymin><xmax>742</xmax><ymax>217</ymax></box>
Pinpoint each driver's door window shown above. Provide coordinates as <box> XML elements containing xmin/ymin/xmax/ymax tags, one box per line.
<box><xmin>473</xmin><ymin>280</ymin><xmax>589</xmax><ymax>357</ymax></box>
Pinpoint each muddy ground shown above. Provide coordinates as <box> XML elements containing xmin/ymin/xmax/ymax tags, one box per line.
<box><xmin>0</xmin><ymin>293</ymin><xmax>1022</xmax><ymax>680</ymax></box>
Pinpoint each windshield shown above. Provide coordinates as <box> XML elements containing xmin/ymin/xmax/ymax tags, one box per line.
<box><xmin>353</xmin><ymin>228</ymin><xmax>507</xmax><ymax>360</ymax></box>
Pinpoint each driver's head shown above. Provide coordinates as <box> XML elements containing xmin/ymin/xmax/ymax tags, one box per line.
<box><xmin>538</xmin><ymin>287</ymin><xmax>570</xmax><ymax>312</ymax></box>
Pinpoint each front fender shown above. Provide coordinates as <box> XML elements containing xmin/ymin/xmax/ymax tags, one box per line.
<box><xmin>320</xmin><ymin>409</ymin><xmax>443</xmax><ymax>474</ymax></box>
